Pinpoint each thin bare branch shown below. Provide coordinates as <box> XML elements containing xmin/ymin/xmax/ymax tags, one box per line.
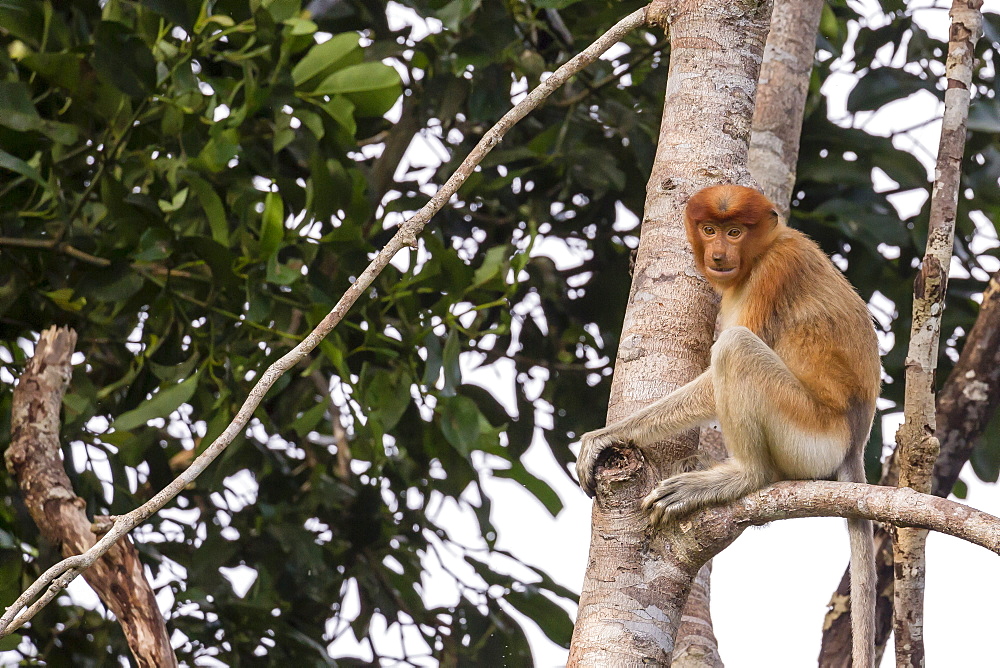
<box><xmin>892</xmin><ymin>2</ymin><xmax>982</xmax><ymax>664</ymax></box>
<box><xmin>0</xmin><ymin>6</ymin><xmax>649</xmax><ymax>637</ymax></box>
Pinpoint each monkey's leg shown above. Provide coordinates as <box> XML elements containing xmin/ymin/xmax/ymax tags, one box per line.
<box><xmin>576</xmin><ymin>370</ymin><xmax>715</xmax><ymax>497</ymax></box>
<box><xmin>644</xmin><ymin>326</ymin><xmax>843</xmax><ymax>524</ymax></box>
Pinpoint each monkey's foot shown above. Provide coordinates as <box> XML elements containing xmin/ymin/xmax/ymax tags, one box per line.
<box><xmin>575</xmin><ymin>429</ymin><xmax>628</xmax><ymax>497</ymax></box>
<box><xmin>643</xmin><ymin>464</ymin><xmax>761</xmax><ymax>527</ymax></box>
<box><xmin>642</xmin><ymin>477</ymin><xmax>698</xmax><ymax>527</ymax></box>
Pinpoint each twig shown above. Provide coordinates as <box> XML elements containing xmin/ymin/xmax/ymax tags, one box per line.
<box><xmin>0</xmin><ymin>236</ymin><xmax>112</xmax><ymax>267</ymax></box>
<box><xmin>0</xmin><ymin>5</ymin><xmax>650</xmax><ymax>637</ymax></box>
<box><xmin>892</xmin><ymin>2</ymin><xmax>982</xmax><ymax>665</ymax></box>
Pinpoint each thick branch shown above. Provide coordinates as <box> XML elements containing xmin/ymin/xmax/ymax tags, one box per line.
<box><xmin>892</xmin><ymin>3</ymin><xmax>981</xmax><ymax>664</ymax></box>
<box><xmin>4</xmin><ymin>327</ymin><xmax>176</xmax><ymax>667</ymax></box>
<box><xmin>671</xmin><ymin>3</ymin><xmax>826</xmax><ymax>664</ymax></box>
<box><xmin>0</xmin><ymin>7</ymin><xmax>649</xmax><ymax>637</ymax></box>
<box><xmin>570</xmin><ymin>0</ymin><xmax>774</xmax><ymax>664</ymax></box>
<box><xmin>591</xmin><ymin>479</ymin><xmax>1000</xmax><ymax>667</ymax></box>
<box><xmin>688</xmin><ymin>481</ymin><xmax>1000</xmax><ymax>557</ymax></box>
<box><xmin>934</xmin><ymin>271</ymin><xmax>1000</xmax><ymax>493</ymax></box>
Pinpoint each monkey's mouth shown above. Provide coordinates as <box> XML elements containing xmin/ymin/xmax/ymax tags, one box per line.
<box><xmin>706</xmin><ymin>266</ymin><xmax>737</xmax><ymax>278</ymax></box>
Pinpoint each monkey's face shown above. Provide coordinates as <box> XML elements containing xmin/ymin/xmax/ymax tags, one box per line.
<box><xmin>683</xmin><ymin>184</ymin><xmax>780</xmax><ymax>289</ymax></box>
<box><xmin>693</xmin><ymin>223</ymin><xmax>748</xmax><ymax>285</ymax></box>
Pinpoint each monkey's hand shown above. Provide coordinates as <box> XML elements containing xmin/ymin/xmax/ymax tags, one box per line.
<box><xmin>575</xmin><ymin>427</ymin><xmax>627</xmax><ymax>497</ymax></box>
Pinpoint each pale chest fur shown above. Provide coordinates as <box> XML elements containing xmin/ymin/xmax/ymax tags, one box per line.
<box><xmin>718</xmin><ymin>286</ymin><xmax>749</xmax><ymax>332</ymax></box>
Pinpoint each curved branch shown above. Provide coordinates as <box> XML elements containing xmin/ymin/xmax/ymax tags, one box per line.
<box><xmin>0</xmin><ymin>6</ymin><xmax>650</xmax><ymax>638</ymax></box>
<box><xmin>679</xmin><ymin>481</ymin><xmax>1000</xmax><ymax>564</ymax></box>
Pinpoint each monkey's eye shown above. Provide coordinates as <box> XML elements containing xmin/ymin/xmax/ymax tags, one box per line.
<box><xmin>727</xmin><ymin>228</ymin><xmax>742</xmax><ymax>239</ymax></box>
<box><xmin>702</xmin><ymin>226</ymin><xmax>716</xmax><ymax>236</ymax></box>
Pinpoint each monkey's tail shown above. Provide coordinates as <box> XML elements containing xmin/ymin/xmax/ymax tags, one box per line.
<box><xmin>847</xmin><ymin>516</ymin><xmax>875</xmax><ymax>668</ymax></box>
<box><xmin>839</xmin><ymin>462</ymin><xmax>875</xmax><ymax>668</ymax></box>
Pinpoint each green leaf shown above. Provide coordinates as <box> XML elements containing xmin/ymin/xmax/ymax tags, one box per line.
<box><xmin>437</xmin><ymin>0</ymin><xmax>481</xmax><ymax>31</ymax></box>
<box><xmin>39</xmin><ymin>120</ymin><xmax>78</xmax><ymax>145</ymax></box>
<box><xmin>292</xmin><ymin>33</ymin><xmax>362</xmax><ymax>88</ymax></box>
<box><xmin>422</xmin><ymin>332</ymin><xmax>443</xmax><ymax>386</ymax></box>
<box><xmin>42</xmin><ymin>288</ymin><xmax>86</xmax><ymax>312</ymax></box>
<box><xmin>312</xmin><ymin>62</ymin><xmax>400</xmax><ymax>95</ymax></box>
<box><xmin>141</xmin><ymin>0</ymin><xmax>198</xmax><ymax>31</ymax></box>
<box><xmin>196</xmin><ymin>128</ymin><xmax>240</xmax><ymax>172</ymax></box>
<box><xmin>505</xmin><ymin>588</ymin><xmax>574</xmax><ymax>648</ymax></box>
<box><xmin>0</xmin><ymin>149</ymin><xmax>49</xmax><ymax>190</ymax></box>
<box><xmin>441</xmin><ymin>329</ymin><xmax>462</xmax><ymax>396</ymax></box>
<box><xmin>259</xmin><ymin>192</ymin><xmax>284</xmax><ymax>259</ymax></box>
<box><xmin>968</xmin><ymin>100</ymin><xmax>1000</xmax><ymax>134</ymax></box>
<box><xmin>0</xmin><ymin>81</ymin><xmax>42</xmax><ymax>132</ymax></box>
<box><xmin>114</xmin><ymin>372</ymin><xmax>200</xmax><ymax>432</ymax></box>
<box><xmin>970</xmin><ymin>408</ymin><xmax>1000</xmax><ymax>483</ymax></box>
<box><xmin>493</xmin><ymin>460</ymin><xmax>563</xmax><ymax>516</ymax></box>
<box><xmin>186</xmin><ymin>174</ymin><xmax>230</xmax><ymax>246</ymax></box>
<box><xmin>847</xmin><ymin>68</ymin><xmax>935</xmax><ymax>113</ymax></box>
<box><xmin>365</xmin><ymin>369</ymin><xmax>412</xmax><ymax>431</ymax></box>
<box><xmin>92</xmin><ymin>22</ymin><xmax>157</xmax><ymax>98</ymax></box>
<box><xmin>78</xmin><ymin>267</ymin><xmax>144</xmax><ymax>302</ymax></box>
<box><xmin>439</xmin><ymin>395</ymin><xmax>480</xmax><ymax>456</ymax></box>
<box><xmin>0</xmin><ymin>633</ymin><xmax>22</xmax><ymax>652</ymax></box>
<box><xmin>313</xmin><ymin>95</ymin><xmax>356</xmax><ymax>136</ymax></box>
<box><xmin>265</xmin><ymin>254</ymin><xmax>303</xmax><ymax>285</ymax></box>
<box><xmin>472</xmin><ymin>244</ymin><xmax>510</xmax><ymax>287</ymax></box>
<box><xmin>291</xmin><ymin>400</ymin><xmax>327</xmax><ymax>438</ymax></box>
<box><xmin>285</xmin><ymin>17</ymin><xmax>317</xmax><ymax>36</ymax></box>
<box><xmin>263</xmin><ymin>0</ymin><xmax>299</xmax><ymax>22</ymax></box>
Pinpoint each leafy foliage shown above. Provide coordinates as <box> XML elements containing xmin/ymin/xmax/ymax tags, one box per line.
<box><xmin>0</xmin><ymin>0</ymin><xmax>998</xmax><ymax>664</ymax></box>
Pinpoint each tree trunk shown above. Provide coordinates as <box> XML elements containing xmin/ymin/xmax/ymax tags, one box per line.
<box><xmin>748</xmin><ymin>0</ymin><xmax>824</xmax><ymax>217</ymax></box>
<box><xmin>892</xmin><ymin>2</ymin><xmax>981</xmax><ymax>665</ymax></box>
<box><xmin>671</xmin><ymin>0</ymin><xmax>823</xmax><ymax>662</ymax></box>
<box><xmin>568</xmin><ymin>0</ymin><xmax>773</xmax><ymax>663</ymax></box>
<box><xmin>5</xmin><ymin>327</ymin><xmax>177</xmax><ymax>667</ymax></box>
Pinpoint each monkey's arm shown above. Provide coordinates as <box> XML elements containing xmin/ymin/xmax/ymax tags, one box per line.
<box><xmin>576</xmin><ymin>371</ymin><xmax>715</xmax><ymax>497</ymax></box>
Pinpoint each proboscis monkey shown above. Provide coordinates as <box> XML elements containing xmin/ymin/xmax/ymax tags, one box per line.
<box><xmin>575</xmin><ymin>184</ymin><xmax>879</xmax><ymax>668</ymax></box>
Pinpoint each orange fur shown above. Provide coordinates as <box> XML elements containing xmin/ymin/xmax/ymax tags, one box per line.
<box><xmin>576</xmin><ymin>184</ymin><xmax>879</xmax><ymax>668</ymax></box>
<box><xmin>685</xmin><ymin>185</ymin><xmax>880</xmax><ymax>440</ymax></box>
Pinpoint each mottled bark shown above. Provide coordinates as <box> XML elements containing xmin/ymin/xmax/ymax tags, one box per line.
<box><xmin>891</xmin><ymin>2</ymin><xmax>982</xmax><ymax>666</ymax></box>
<box><xmin>568</xmin><ymin>0</ymin><xmax>773</xmax><ymax>664</ymax></box>
<box><xmin>670</xmin><ymin>563</ymin><xmax>723</xmax><ymax>668</ymax></box>
<box><xmin>5</xmin><ymin>327</ymin><xmax>177</xmax><ymax>667</ymax></box>
<box><xmin>671</xmin><ymin>2</ymin><xmax>826</xmax><ymax>663</ymax></box>
<box><xmin>748</xmin><ymin>0</ymin><xmax>824</xmax><ymax>217</ymax></box>
<box><xmin>933</xmin><ymin>273</ymin><xmax>1000</xmax><ymax>494</ymax></box>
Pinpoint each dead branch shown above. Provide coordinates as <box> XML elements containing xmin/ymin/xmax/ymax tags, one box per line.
<box><xmin>4</xmin><ymin>327</ymin><xmax>176</xmax><ymax>666</ymax></box>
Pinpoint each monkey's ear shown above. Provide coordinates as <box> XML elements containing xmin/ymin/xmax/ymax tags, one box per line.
<box><xmin>769</xmin><ymin>209</ymin><xmax>779</xmax><ymax>228</ymax></box>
